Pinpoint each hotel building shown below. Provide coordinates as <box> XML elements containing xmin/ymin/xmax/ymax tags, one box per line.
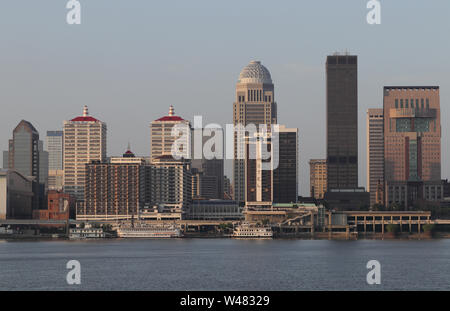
<box><xmin>80</xmin><ymin>149</ymin><xmax>144</xmax><ymax>221</ymax></box>
<box><xmin>150</xmin><ymin>106</ymin><xmax>191</xmax><ymax>160</ymax></box>
<box><xmin>63</xmin><ymin>106</ymin><xmax>107</xmax><ymax>201</ymax></box>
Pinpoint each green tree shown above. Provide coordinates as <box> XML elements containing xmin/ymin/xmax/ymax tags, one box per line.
<box><xmin>386</xmin><ymin>224</ymin><xmax>400</xmax><ymax>233</ymax></box>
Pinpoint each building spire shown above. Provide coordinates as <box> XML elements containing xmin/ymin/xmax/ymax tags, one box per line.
<box><xmin>83</xmin><ymin>105</ymin><xmax>89</xmax><ymax>117</ymax></box>
<box><xmin>169</xmin><ymin>105</ymin><xmax>174</xmax><ymax>116</ymax></box>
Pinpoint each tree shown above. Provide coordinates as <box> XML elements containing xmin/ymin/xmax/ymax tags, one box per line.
<box><xmin>386</xmin><ymin>224</ymin><xmax>400</xmax><ymax>233</ymax></box>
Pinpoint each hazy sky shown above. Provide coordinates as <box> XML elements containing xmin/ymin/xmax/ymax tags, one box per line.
<box><xmin>1</xmin><ymin>0</ymin><xmax>449</xmax><ymax>196</ymax></box>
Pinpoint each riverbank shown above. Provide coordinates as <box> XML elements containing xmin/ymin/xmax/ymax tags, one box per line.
<box><xmin>2</xmin><ymin>232</ymin><xmax>450</xmax><ymax>240</ymax></box>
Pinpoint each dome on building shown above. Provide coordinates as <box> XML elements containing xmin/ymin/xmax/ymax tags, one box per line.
<box><xmin>238</xmin><ymin>61</ymin><xmax>272</xmax><ymax>84</ymax></box>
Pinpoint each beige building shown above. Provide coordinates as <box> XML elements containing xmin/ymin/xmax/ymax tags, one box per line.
<box><xmin>63</xmin><ymin>106</ymin><xmax>107</xmax><ymax>201</ymax></box>
<box><xmin>150</xmin><ymin>106</ymin><xmax>191</xmax><ymax>161</ymax></box>
<box><xmin>366</xmin><ymin>109</ymin><xmax>384</xmax><ymax>207</ymax></box>
<box><xmin>233</xmin><ymin>61</ymin><xmax>277</xmax><ymax>202</ymax></box>
<box><xmin>384</xmin><ymin>86</ymin><xmax>442</xmax><ymax>207</ymax></box>
<box><xmin>309</xmin><ymin>159</ymin><xmax>327</xmax><ymax>199</ymax></box>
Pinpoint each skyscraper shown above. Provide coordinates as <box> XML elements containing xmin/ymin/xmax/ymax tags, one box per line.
<box><xmin>309</xmin><ymin>159</ymin><xmax>327</xmax><ymax>199</ymax></box>
<box><xmin>326</xmin><ymin>54</ymin><xmax>358</xmax><ymax>191</ymax></box>
<box><xmin>47</xmin><ymin>131</ymin><xmax>63</xmax><ymax>170</ymax></box>
<box><xmin>383</xmin><ymin>86</ymin><xmax>442</xmax><ymax>208</ymax></box>
<box><xmin>47</xmin><ymin>131</ymin><xmax>64</xmax><ymax>191</ymax></box>
<box><xmin>191</xmin><ymin>127</ymin><xmax>224</xmax><ymax>199</ymax></box>
<box><xmin>4</xmin><ymin>120</ymin><xmax>40</xmax><ymax>180</ymax></box>
<box><xmin>3</xmin><ymin>120</ymin><xmax>46</xmax><ymax>209</ymax></box>
<box><xmin>245</xmin><ymin>132</ymin><xmax>273</xmax><ymax>204</ymax></box>
<box><xmin>233</xmin><ymin>61</ymin><xmax>277</xmax><ymax>202</ymax></box>
<box><xmin>63</xmin><ymin>106</ymin><xmax>107</xmax><ymax>201</ymax></box>
<box><xmin>366</xmin><ymin>109</ymin><xmax>384</xmax><ymax>207</ymax></box>
<box><xmin>150</xmin><ymin>106</ymin><xmax>191</xmax><ymax>160</ymax></box>
<box><xmin>273</xmin><ymin>126</ymin><xmax>298</xmax><ymax>203</ymax></box>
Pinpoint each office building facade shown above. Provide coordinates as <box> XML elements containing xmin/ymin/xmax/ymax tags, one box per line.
<box><xmin>383</xmin><ymin>86</ymin><xmax>442</xmax><ymax>207</ymax></box>
<box><xmin>309</xmin><ymin>159</ymin><xmax>327</xmax><ymax>199</ymax></box>
<box><xmin>233</xmin><ymin>61</ymin><xmax>277</xmax><ymax>202</ymax></box>
<box><xmin>273</xmin><ymin>126</ymin><xmax>298</xmax><ymax>203</ymax></box>
<box><xmin>366</xmin><ymin>109</ymin><xmax>384</xmax><ymax>207</ymax></box>
<box><xmin>326</xmin><ymin>54</ymin><xmax>358</xmax><ymax>191</ymax></box>
<box><xmin>47</xmin><ymin>131</ymin><xmax>64</xmax><ymax>190</ymax></box>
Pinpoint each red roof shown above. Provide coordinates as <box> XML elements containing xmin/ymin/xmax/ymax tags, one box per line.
<box><xmin>156</xmin><ymin>116</ymin><xmax>184</xmax><ymax>122</ymax></box>
<box><xmin>71</xmin><ymin>116</ymin><xmax>99</xmax><ymax>122</ymax></box>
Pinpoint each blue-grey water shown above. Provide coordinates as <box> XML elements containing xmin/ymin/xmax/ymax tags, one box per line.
<box><xmin>1</xmin><ymin>239</ymin><xmax>449</xmax><ymax>291</ymax></box>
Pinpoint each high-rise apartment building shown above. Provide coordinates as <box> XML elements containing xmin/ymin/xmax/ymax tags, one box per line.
<box><xmin>149</xmin><ymin>155</ymin><xmax>192</xmax><ymax>214</ymax></box>
<box><xmin>80</xmin><ymin>149</ymin><xmax>145</xmax><ymax>221</ymax></box>
<box><xmin>233</xmin><ymin>61</ymin><xmax>277</xmax><ymax>202</ymax></box>
<box><xmin>273</xmin><ymin>126</ymin><xmax>298</xmax><ymax>203</ymax></box>
<box><xmin>63</xmin><ymin>106</ymin><xmax>107</xmax><ymax>201</ymax></box>
<box><xmin>150</xmin><ymin>106</ymin><xmax>191</xmax><ymax>160</ymax></box>
<box><xmin>326</xmin><ymin>54</ymin><xmax>358</xmax><ymax>191</ymax></box>
<box><xmin>309</xmin><ymin>159</ymin><xmax>327</xmax><ymax>199</ymax></box>
<box><xmin>383</xmin><ymin>86</ymin><xmax>442</xmax><ymax>207</ymax></box>
<box><xmin>366</xmin><ymin>109</ymin><xmax>384</xmax><ymax>207</ymax></box>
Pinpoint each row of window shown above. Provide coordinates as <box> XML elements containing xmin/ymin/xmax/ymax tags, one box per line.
<box><xmin>394</xmin><ymin>98</ymin><xmax>430</xmax><ymax>109</ymax></box>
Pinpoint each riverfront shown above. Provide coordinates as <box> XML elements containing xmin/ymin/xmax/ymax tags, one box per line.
<box><xmin>1</xmin><ymin>239</ymin><xmax>450</xmax><ymax>291</ymax></box>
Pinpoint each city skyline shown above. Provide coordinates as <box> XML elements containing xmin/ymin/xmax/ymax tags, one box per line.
<box><xmin>1</xmin><ymin>1</ymin><xmax>449</xmax><ymax>196</ymax></box>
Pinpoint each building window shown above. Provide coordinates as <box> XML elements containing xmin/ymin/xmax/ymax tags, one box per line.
<box><xmin>395</xmin><ymin>99</ymin><xmax>399</xmax><ymax>108</ymax></box>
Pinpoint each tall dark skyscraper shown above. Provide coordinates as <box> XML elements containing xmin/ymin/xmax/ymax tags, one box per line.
<box><xmin>3</xmin><ymin>120</ymin><xmax>47</xmax><ymax>210</ymax></box>
<box><xmin>326</xmin><ymin>54</ymin><xmax>358</xmax><ymax>191</ymax></box>
<box><xmin>273</xmin><ymin>126</ymin><xmax>298</xmax><ymax>203</ymax></box>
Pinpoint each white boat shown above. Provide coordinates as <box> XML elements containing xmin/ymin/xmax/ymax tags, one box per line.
<box><xmin>69</xmin><ymin>227</ymin><xmax>106</xmax><ymax>239</ymax></box>
<box><xmin>232</xmin><ymin>222</ymin><xmax>273</xmax><ymax>239</ymax></box>
<box><xmin>116</xmin><ymin>223</ymin><xmax>182</xmax><ymax>238</ymax></box>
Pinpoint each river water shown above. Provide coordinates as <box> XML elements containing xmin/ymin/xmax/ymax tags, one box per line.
<box><xmin>1</xmin><ymin>238</ymin><xmax>449</xmax><ymax>291</ymax></box>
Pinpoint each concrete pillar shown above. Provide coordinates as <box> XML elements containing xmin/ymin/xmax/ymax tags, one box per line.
<box><xmin>364</xmin><ymin>216</ymin><xmax>366</xmax><ymax>233</ymax></box>
<box><xmin>382</xmin><ymin>216</ymin><xmax>384</xmax><ymax>235</ymax></box>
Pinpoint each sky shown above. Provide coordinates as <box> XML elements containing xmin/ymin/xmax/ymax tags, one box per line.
<box><xmin>0</xmin><ymin>0</ymin><xmax>449</xmax><ymax>196</ymax></box>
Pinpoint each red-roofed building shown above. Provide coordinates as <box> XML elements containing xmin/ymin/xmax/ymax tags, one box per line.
<box><xmin>63</xmin><ymin>106</ymin><xmax>107</xmax><ymax>201</ymax></box>
<box><xmin>150</xmin><ymin>106</ymin><xmax>191</xmax><ymax>160</ymax></box>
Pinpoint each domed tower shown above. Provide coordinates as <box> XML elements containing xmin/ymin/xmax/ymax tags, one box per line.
<box><xmin>233</xmin><ymin>61</ymin><xmax>277</xmax><ymax>203</ymax></box>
